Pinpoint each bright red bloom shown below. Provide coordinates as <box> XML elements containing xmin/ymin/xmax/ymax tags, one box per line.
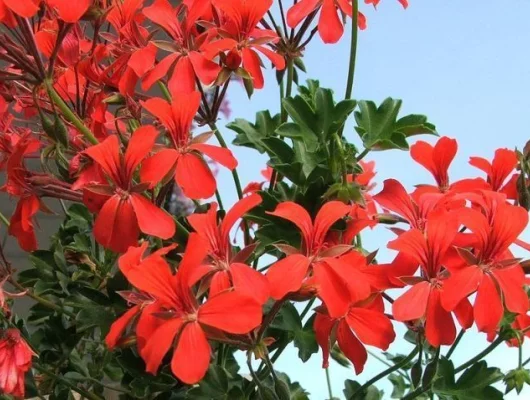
<box><xmin>142</xmin><ymin>0</ymin><xmax>220</xmax><ymax>93</ymax></box>
<box><xmin>287</xmin><ymin>0</ymin><xmax>370</xmax><ymax>44</ymax></box>
<box><xmin>410</xmin><ymin>137</ymin><xmax>491</xmax><ymax>197</ymax></box>
<box><xmin>82</xmin><ymin>126</ymin><xmax>176</xmax><ymax>253</ymax></box>
<box><xmin>206</xmin><ymin>0</ymin><xmax>285</xmax><ymax>89</ymax></box>
<box><xmin>106</xmin><ymin>234</ymin><xmax>263</xmax><ymax>384</ymax></box>
<box><xmin>265</xmin><ymin>201</ymin><xmax>360</xmax><ymax>316</ymax></box>
<box><xmin>469</xmin><ymin>148</ymin><xmax>519</xmax><ymax>199</ymax></box>
<box><xmin>186</xmin><ymin>193</ymin><xmax>270</xmax><ymax>303</ymax></box>
<box><xmin>441</xmin><ymin>200</ymin><xmax>529</xmax><ymax>334</ymax></box>
<box><xmin>507</xmin><ymin>314</ymin><xmax>530</xmax><ymax>347</ymax></box>
<box><xmin>388</xmin><ymin>212</ymin><xmax>473</xmax><ymax>347</ymax></box>
<box><xmin>314</xmin><ymin>295</ymin><xmax>395</xmax><ymax>374</ymax></box>
<box><xmin>0</xmin><ymin>329</ymin><xmax>35</xmax><ymax>399</ymax></box>
<box><xmin>142</xmin><ymin>91</ymin><xmax>237</xmax><ymax>199</ymax></box>
<box><xmin>0</xmin><ymin>0</ymin><xmax>39</xmax><ymax>19</ymax></box>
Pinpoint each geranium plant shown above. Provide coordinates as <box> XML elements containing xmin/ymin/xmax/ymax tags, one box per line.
<box><xmin>0</xmin><ymin>0</ymin><xmax>529</xmax><ymax>399</ymax></box>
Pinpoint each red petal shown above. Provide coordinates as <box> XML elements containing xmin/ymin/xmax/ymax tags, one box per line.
<box><xmin>142</xmin><ymin>98</ymin><xmax>175</xmax><ymax>134</ymax></box>
<box><xmin>176</xmin><ymin>152</ymin><xmax>216</xmax><ymax>199</ymax></box>
<box><xmin>242</xmin><ymin>48</ymin><xmax>264</xmax><ymax>89</ymax></box>
<box><xmin>453</xmin><ymin>298</ymin><xmax>474</xmax><ymax>329</ymax></box>
<box><xmin>267</xmin><ymin>202</ymin><xmax>313</xmax><ymax>246</ymax></box>
<box><xmin>169</xmin><ymin>56</ymin><xmax>196</xmax><ymax>94</ymax></box>
<box><xmin>313</xmin><ymin>261</ymin><xmax>352</xmax><ymax>318</ymax></box>
<box><xmin>199</xmin><ymin>291</ymin><xmax>262</xmax><ymax>333</ymax></box>
<box><xmin>177</xmin><ymin>233</ymin><xmax>210</xmax><ymax>286</ymax></box>
<box><xmin>490</xmin><ymin>148</ymin><xmax>518</xmax><ymax>191</ymax></box>
<box><xmin>425</xmin><ymin>289</ymin><xmax>456</xmax><ymax>347</ymax></box>
<box><xmin>493</xmin><ymin>266</ymin><xmax>529</xmax><ymax>314</ymax></box>
<box><xmin>314</xmin><ymin>311</ymin><xmax>336</xmax><ymax>368</ymax></box>
<box><xmin>106</xmin><ymin>306</ymin><xmax>140</xmax><ymax>348</ymax></box>
<box><xmin>128</xmin><ymin>43</ymin><xmax>157</xmax><ymax>77</ymax></box>
<box><xmin>3</xmin><ymin>0</ymin><xmax>39</xmax><ymax>17</ymax></box>
<box><xmin>189</xmin><ymin>143</ymin><xmax>238</xmax><ymax>170</ymax></box>
<box><xmin>220</xmin><ymin>193</ymin><xmax>262</xmax><ymax>241</ymax></box>
<box><xmin>129</xmin><ymin>194</ymin><xmax>175</xmax><ymax>240</ymax></box>
<box><xmin>346</xmin><ymin>307</ymin><xmax>395</xmax><ymax>350</ymax></box>
<box><xmin>312</xmin><ymin>201</ymin><xmax>350</xmax><ymax>247</ymax></box>
<box><xmin>84</xmin><ymin>135</ymin><xmax>122</xmax><ymax>185</ymax></box>
<box><xmin>171</xmin><ymin>322</ymin><xmax>210</xmax><ymax>384</ymax></box>
<box><xmin>170</xmin><ymin>91</ymin><xmax>201</xmax><ymax>138</ymax></box>
<box><xmin>124</xmin><ymin>125</ymin><xmax>159</xmax><ymax>180</ymax></box>
<box><xmin>94</xmin><ymin>195</ymin><xmax>140</xmax><ymax>253</ymax></box>
<box><xmin>266</xmin><ymin>254</ymin><xmax>311</xmax><ymax>299</ymax></box>
<box><xmin>318</xmin><ymin>0</ymin><xmax>343</xmax><ymax>44</ymax></box>
<box><xmin>392</xmin><ymin>281</ymin><xmax>430</xmax><ymax>321</ymax></box>
<box><xmin>48</xmin><ymin>0</ymin><xmax>90</xmax><ymax>22</ymax></box>
<box><xmin>474</xmin><ymin>274</ymin><xmax>503</xmax><ymax>333</ymax></box>
<box><xmin>141</xmin><ymin>53</ymin><xmax>179</xmax><ymax>91</ymax></box>
<box><xmin>441</xmin><ymin>266</ymin><xmax>483</xmax><ymax>311</ymax></box>
<box><xmin>188</xmin><ymin>51</ymin><xmax>221</xmax><ymax>86</ymax></box>
<box><xmin>387</xmin><ymin>228</ymin><xmax>428</xmax><ymax>267</ymax></box>
<box><xmin>286</xmin><ymin>0</ymin><xmax>320</xmax><ymax>28</ymax></box>
<box><xmin>337</xmin><ymin>319</ymin><xmax>367</xmax><ymax>375</ymax></box>
<box><xmin>411</xmin><ymin>137</ymin><xmax>456</xmax><ymax>188</ymax></box>
<box><xmin>140</xmin><ymin>317</ymin><xmax>183</xmax><ymax>375</ymax></box>
<box><xmin>9</xmin><ymin>196</ymin><xmax>39</xmax><ymax>252</ymax></box>
<box><xmin>140</xmin><ymin>149</ymin><xmax>179</xmax><ymax>187</ymax></box>
<box><xmin>209</xmin><ymin>270</ymin><xmax>231</xmax><ymax>298</ymax></box>
<box><xmin>230</xmin><ymin>262</ymin><xmax>270</xmax><ymax>304</ymax></box>
<box><xmin>254</xmin><ymin>45</ymin><xmax>286</xmax><ymax>70</ymax></box>
<box><xmin>374</xmin><ymin>179</ymin><xmax>418</xmax><ymax>225</ymax></box>
<box><xmin>143</xmin><ymin>0</ymin><xmax>181</xmax><ymax>39</ymax></box>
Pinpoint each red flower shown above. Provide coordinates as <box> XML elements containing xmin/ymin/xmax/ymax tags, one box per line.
<box><xmin>410</xmin><ymin>137</ymin><xmax>490</xmax><ymax>196</ymax></box>
<box><xmin>106</xmin><ymin>234</ymin><xmax>263</xmax><ymax>384</ymax></box>
<box><xmin>265</xmin><ymin>201</ymin><xmax>360</xmax><ymax>316</ymax></box>
<box><xmin>187</xmin><ymin>193</ymin><xmax>270</xmax><ymax>302</ymax></box>
<box><xmin>314</xmin><ymin>296</ymin><xmax>395</xmax><ymax>374</ymax></box>
<box><xmin>469</xmin><ymin>148</ymin><xmax>519</xmax><ymax>199</ymax></box>
<box><xmin>206</xmin><ymin>0</ymin><xmax>286</xmax><ymax>89</ymax></box>
<box><xmin>142</xmin><ymin>0</ymin><xmax>220</xmax><ymax>93</ymax></box>
<box><xmin>388</xmin><ymin>212</ymin><xmax>473</xmax><ymax>347</ymax></box>
<box><xmin>0</xmin><ymin>0</ymin><xmax>39</xmax><ymax>19</ymax></box>
<box><xmin>82</xmin><ymin>126</ymin><xmax>176</xmax><ymax>253</ymax></box>
<box><xmin>441</xmin><ymin>200</ymin><xmax>529</xmax><ymax>334</ymax></box>
<box><xmin>287</xmin><ymin>0</ymin><xmax>368</xmax><ymax>44</ymax></box>
<box><xmin>142</xmin><ymin>91</ymin><xmax>237</xmax><ymax>199</ymax></box>
<box><xmin>0</xmin><ymin>329</ymin><xmax>35</xmax><ymax>399</ymax></box>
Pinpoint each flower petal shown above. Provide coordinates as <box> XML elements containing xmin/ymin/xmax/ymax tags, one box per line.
<box><xmin>171</xmin><ymin>322</ymin><xmax>210</xmax><ymax>384</ymax></box>
<box><xmin>266</xmin><ymin>254</ymin><xmax>311</xmax><ymax>299</ymax></box>
<box><xmin>176</xmin><ymin>152</ymin><xmax>216</xmax><ymax>199</ymax></box>
<box><xmin>129</xmin><ymin>193</ymin><xmax>175</xmax><ymax>240</ymax></box>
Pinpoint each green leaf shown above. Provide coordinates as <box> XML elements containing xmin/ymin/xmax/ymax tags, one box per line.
<box><xmin>75</xmin><ymin>306</ymin><xmax>114</xmax><ymax>335</ymax></box>
<box><xmin>354</xmin><ymin>98</ymin><xmax>437</xmax><ymax>151</ymax></box>
<box><xmin>343</xmin><ymin>379</ymin><xmax>383</xmax><ymax>400</ymax></box>
<box><xmin>433</xmin><ymin>359</ymin><xmax>504</xmax><ymax>400</ymax></box>
<box><xmin>276</xmin><ymin>122</ymin><xmax>319</xmax><ymax>152</ymax></box>
<box><xmin>270</xmin><ymin>302</ymin><xmax>302</xmax><ymax>332</ymax></box>
<box><xmin>293</xmin><ymin>315</ymin><xmax>318</xmax><ymax>363</ymax></box>
<box><xmin>229</xmin><ymin>111</ymin><xmax>281</xmax><ymax>155</ymax></box>
<box><xmin>198</xmin><ymin>365</ymin><xmax>229</xmax><ymax>397</ymax></box>
<box><xmin>388</xmin><ymin>374</ymin><xmax>408</xmax><ymax>399</ymax></box>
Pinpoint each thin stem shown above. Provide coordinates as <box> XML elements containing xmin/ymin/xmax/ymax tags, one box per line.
<box><xmin>344</xmin><ymin>0</ymin><xmax>358</xmax><ymax>101</ymax></box>
<box><xmin>158</xmin><ymin>80</ymin><xmax>172</xmax><ymax>102</ymax></box>
<box><xmin>356</xmin><ymin>148</ymin><xmax>370</xmax><ymax>162</ymax></box>
<box><xmin>300</xmin><ymin>297</ymin><xmax>316</xmax><ymax>320</ymax></box>
<box><xmin>325</xmin><ymin>368</ymin><xmax>334</xmax><ymax>400</ymax></box>
<box><xmin>33</xmin><ymin>364</ymin><xmax>104</xmax><ymax>400</ymax></box>
<box><xmin>0</xmin><ymin>211</ymin><xmax>10</xmax><ymax>227</ymax></box>
<box><xmin>44</xmin><ymin>79</ymin><xmax>98</xmax><ymax>145</ymax></box>
<box><xmin>519</xmin><ymin>339</ymin><xmax>523</xmax><ymax>369</ymax></box>
<box><xmin>367</xmin><ymin>350</ymin><xmax>410</xmax><ymax>382</ymax></box>
<box><xmin>334</xmin><ymin>132</ymin><xmax>349</xmax><ymax>184</ymax></box>
<box><xmin>215</xmin><ymin>189</ymin><xmax>225</xmax><ymax>211</ymax></box>
<box><xmin>349</xmin><ymin>346</ymin><xmax>419</xmax><ymax>400</ymax></box>
<box><xmin>454</xmin><ymin>334</ymin><xmax>505</xmax><ymax>373</ymax></box>
<box><xmin>446</xmin><ymin>329</ymin><xmax>465</xmax><ymax>359</ymax></box>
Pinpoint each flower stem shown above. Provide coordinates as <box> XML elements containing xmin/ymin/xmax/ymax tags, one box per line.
<box><xmin>344</xmin><ymin>0</ymin><xmax>359</xmax><ymax>101</ymax></box>
<box><xmin>454</xmin><ymin>334</ymin><xmax>505</xmax><ymax>373</ymax></box>
<box><xmin>44</xmin><ymin>79</ymin><xmax>98</xmax><ymax>145</ymax></box>
<box><xmin>446</xmin><ymin>329</ymin><xmax>465</xmax><ymax>359</ymax></box>
<box><xmin>0</xmin><ymin>211</ymin><xmax>10</xmax><ymax>227</ymax></box>
<box><xmin>325</xmin><ymin>368</ymin><xmax>334</xmax><ymax>399</ymax></box>
<box><xmin>33</xmin><ymin>364</ymin><xmax>104</xmax><ymax>400</ymax></box>
<box><xmin>349</xmin><ymin>346</ymin><xmax>419</xmax><ymax>400</ymax></box>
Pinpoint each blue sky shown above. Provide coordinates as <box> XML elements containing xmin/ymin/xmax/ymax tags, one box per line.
<box><xmin>209</xmin><ymin>1</ymin><xmax>530</xmax><ymax>398</ymax></box>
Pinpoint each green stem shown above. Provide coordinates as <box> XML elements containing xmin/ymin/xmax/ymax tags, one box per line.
<box><xmin>349</xmin><ymin>346</ymin><xmax>419</xmax><ymax>400</ymax></box>
<box><xmin>344</xmin><ymin>0</ymin><xmax>358</xmax><ymax>101</ymax></box>
<box><xmin>44</xmin><ymin>79</ymin><xmax>98</xmax><ymax>145</ymax></box>
<box><xmin>215</xmin><ymin>189</ymin><xmax>225</xmax><ymax>211</ymax></box>
<box><xmin>33</xmin><ymin>364</ymin><xmax>104</xmax><ymax>400</ymax></box>
<box><xmin>356</xmin><ymin>148</ymin><xmax>370</xmax><ymax>162</ymax></box>
<box><xmin>446</xmin><ymin>329</ymin><xmax>465</xmax><ymax>359</ymax></box>
<box><xmin>519</xmin><ymin>339</ymin><xmax>523</xmax><ymax>369</ymax></box>
<box><xmin>300</xmin><ymin>298</ymin><xmax>316</xmax><ymax>320</ymax></box>
<box><xmin>367</xmin><ymin>350</ymin><xmax>410</xmax><ymax>382</ymax></box>
<box><xmin>0</xmin><ymin>211</ymin><xmax>10</xmax><ymax>227</ymax></box>
<box><xmin>175</xmin><ymin>219</ymin><xmax>190</xmax><ymax>239</ymax></box>
<box><xmin>157</xmin><ymin>81</ymin><xmax>172</xmax><ymax>102</ymax></box>
<box><xmin>334</xmin><ymin>132</ymin><xmax>349</xmax><ymax>184</ymax></box>
<box><xmin>325</xmin><ymin>368</ymin><xmax>334</xmax><ymax>399</ymax></box>
<box><xmin>454</xmin><ymin>334</ymin><xmax>505</xmax><ymax>373</ymax></box>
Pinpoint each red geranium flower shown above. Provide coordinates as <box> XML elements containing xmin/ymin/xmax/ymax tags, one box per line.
<box><xmin>441</xmin><ymin>199</ymin><xmax>529</xmax><ymax>334</ymax></box>
<box><xmin>106</xmin><ymin>234</ymin><xmax>263</xmax><ymax>384</ymax></box>
<box><xmin>0</xmin><ymin>329</ymin><xmax>35</xmax><ymax>399</ymax></box>
<box><xmin>389</xmin><ymin>212</ymin><xmax>473</xmax><ymax>347</ymax></box>
<box><xmin>187</xmin><ymin>193</ymin><xmax>270</xmax><ymax>302</ymax></box>
<box><xmin>205</xmin><ymin>0</ymin><xmax>286</xmax><ymax>89</ymax></box>
<box><xmin>142</xmin><ymin>91</ymin><xmax>237</xmax><ymax>199</ymax></box>
<box><xmin>469</xmin><ymin>148</ymin><xmax>519</xmax><ymax>199</ymax></box>
<box><xmin>82</xmin><ymin>126</ymin><xmax>176</xmax><ymax>253</ymax></box>
<box><xmin>314</xmin><ymin>295</ymin><xmax>395</xmax><ymax>374</ymax></box>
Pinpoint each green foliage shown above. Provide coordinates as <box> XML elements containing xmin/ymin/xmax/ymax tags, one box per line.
<box><xmin>343</xmin><ymin>379</ymin><xmax>384</xmax><ymax>400</ymax></box>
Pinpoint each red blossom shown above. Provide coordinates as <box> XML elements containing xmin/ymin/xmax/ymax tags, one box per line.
<box><xmin>0</xmin><ymin>329</ymin><xmax>35</xmax><ymax>399</ymax></box>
